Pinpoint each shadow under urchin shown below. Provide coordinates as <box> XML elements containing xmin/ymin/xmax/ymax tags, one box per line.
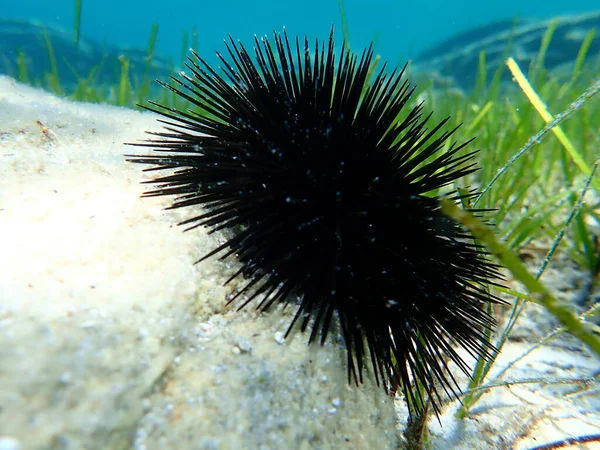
<box><xmin>126</xmin><ymin>28</ymin><xmax>503</xmax><ymax>417</ymax></box>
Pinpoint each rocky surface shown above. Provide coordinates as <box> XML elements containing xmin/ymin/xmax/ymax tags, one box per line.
<box><xmin>0</xmin><ymin>77</ymin><xmax>399</xmax><ymax>450</ymax></box>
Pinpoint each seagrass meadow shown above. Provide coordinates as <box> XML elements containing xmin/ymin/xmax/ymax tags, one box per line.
<box><xmin>0</xmin><ymin>5</ymin><xmax>599</xmax><ymax>449</ymax></box>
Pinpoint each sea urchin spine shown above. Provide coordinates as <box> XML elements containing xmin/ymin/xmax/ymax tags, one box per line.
<box><xmin>127</xmin><ymin>28</ymin><xmax>503</xmax><ymax>417</ymax></box>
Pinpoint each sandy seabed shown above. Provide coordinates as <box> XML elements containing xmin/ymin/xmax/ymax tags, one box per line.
<box><xmin>0</xmin><ymin>76</ymin><xmax>598</xmax><ymax>449</ymax></box>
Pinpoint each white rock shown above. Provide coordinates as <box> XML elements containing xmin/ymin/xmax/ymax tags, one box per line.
<box><xmin>0</xmin><ymin>76</ymin><xmax>398</xmax><ymax>450</ymax></box>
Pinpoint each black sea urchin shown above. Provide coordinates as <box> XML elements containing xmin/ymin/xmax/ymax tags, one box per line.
<box><xmin>127</xmin><ymin>29</ymin><xmax>502</xmax><ymax>416</ymax></box>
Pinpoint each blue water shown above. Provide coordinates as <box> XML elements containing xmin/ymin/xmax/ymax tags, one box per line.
<box><xmin>3</xmin><ymin>0</ymin><xmax>598</xmax><ymax>67</ymax></box>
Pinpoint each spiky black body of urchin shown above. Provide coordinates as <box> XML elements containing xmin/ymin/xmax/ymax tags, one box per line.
<box><xmin>127</xmin><ymin>29</ymin><xmax>502</xmax><ymax>416</ymax></box>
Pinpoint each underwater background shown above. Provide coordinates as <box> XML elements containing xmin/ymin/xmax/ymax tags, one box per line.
<box><xmin>3</xmin><ymin>0</ymin><xmax>599</xmax><ymax>70</ymax></box>
<box><xmin>2</xmin><ymin>1</ymin><xmax>600</xmax><ymax>449</ymax></box>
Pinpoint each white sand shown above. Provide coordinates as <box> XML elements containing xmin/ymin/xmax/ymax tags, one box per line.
<box><xmin>418</xmin><ymin>254</ymin><xmax>600</xmax><ymax>449</ymax></box>
<box><xmin>0</xmin><ymin>76</ymin><xmax>598</xmax><ymax>450</ymax></box>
